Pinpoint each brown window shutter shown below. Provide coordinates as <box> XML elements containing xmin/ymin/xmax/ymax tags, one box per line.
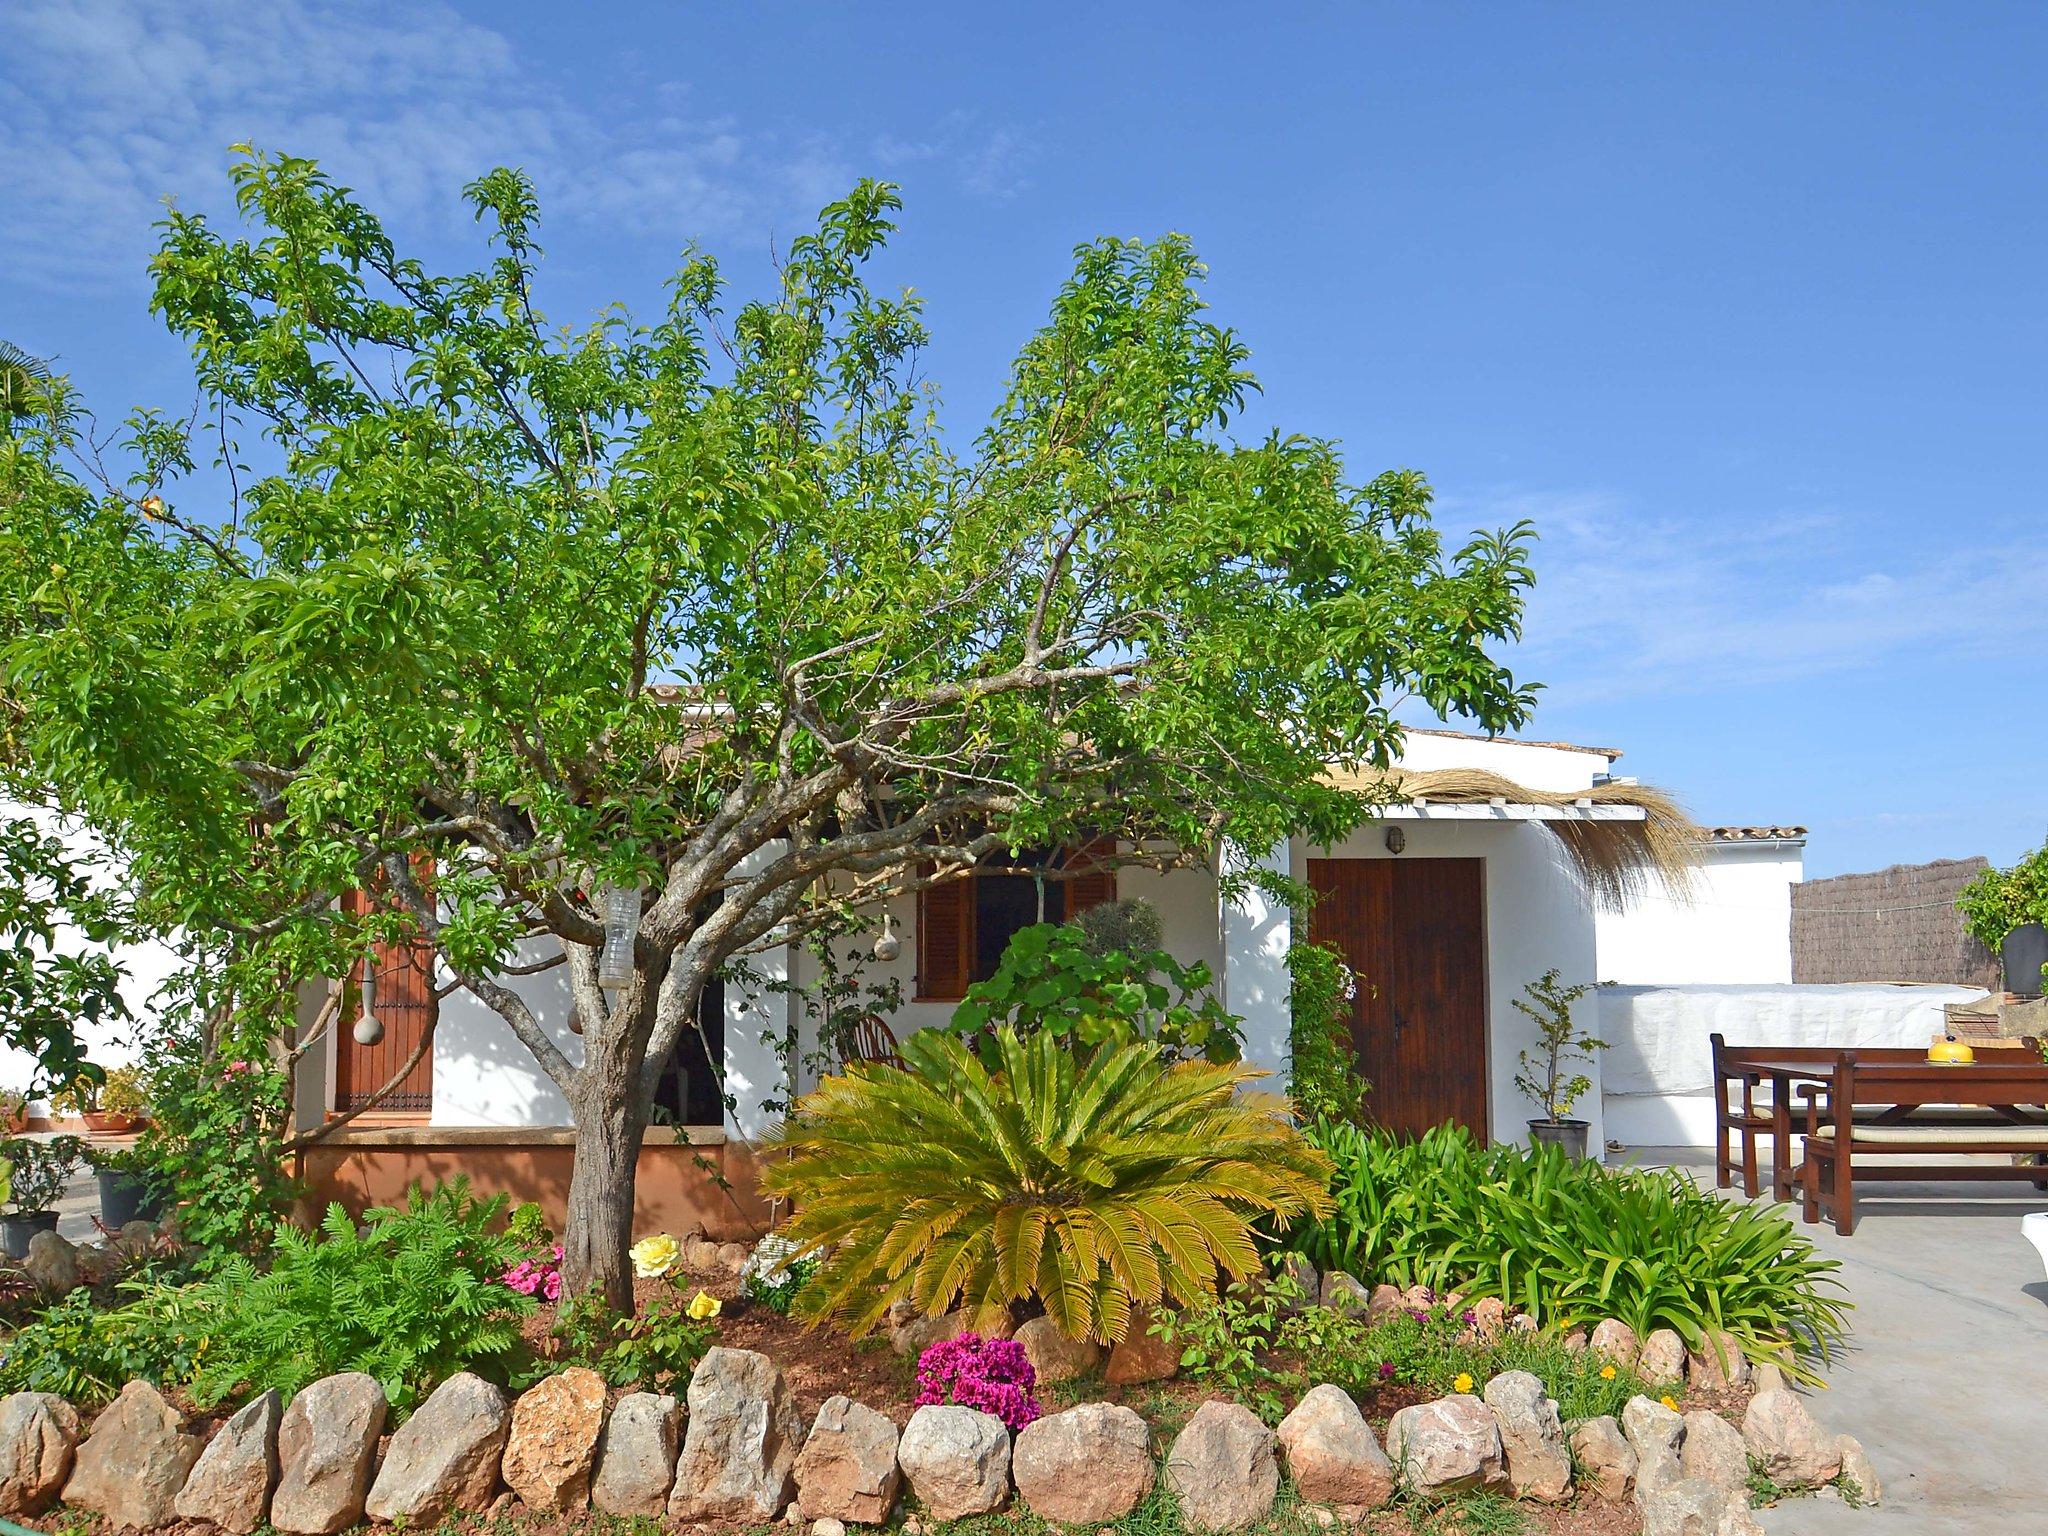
<box><xmin>917</xmin><ymin>876</ymin><xmax>974</xmax><ymax>1001</ymax></box>
<box><xmin>1065</xmin><ymin>838</ymin><xmax>1119</xmax><ymax>918</ymax></box>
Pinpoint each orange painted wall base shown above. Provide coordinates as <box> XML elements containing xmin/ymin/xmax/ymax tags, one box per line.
<box><xmin>297</xmin><ymin>1125</ymin><xmax>773</xmax><ymax>1243</ymax></box>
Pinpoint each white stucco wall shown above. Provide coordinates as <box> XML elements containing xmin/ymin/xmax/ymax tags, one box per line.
<box><xmin>1301</xmin><ymin>816</ymin><xmax>1605</xmax><ymax>1149</ymax></box>
<box><xmin>1596</xmin><ymin>981</ymin><xmax>1991</xmax><ymax>1148</ymax></box>
<box><xmin>1596</xmin><ymin>840</ymin><xmax>1803</xmax><ymax>985</ymax></box>
<box><xmin>429</xmin><ymin>937</ymin><xmax>582</xmax><ymax>1127</ymax></box>
<box><xmin>0</xmin><ymin>799</ymin><xmax>182</xmax><ymax>1097</ymax></box>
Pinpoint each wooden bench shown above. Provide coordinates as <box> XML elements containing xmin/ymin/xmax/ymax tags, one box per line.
<box><xmin>1712</xmin><ymin>1034</ymin><xmax>2042</xmax><ymax>1200</ymax></box>
<box><xmin>1796</xmin><ymin>1052</ymin><xmax>2048</xmax><ymax>1234</ymax></box>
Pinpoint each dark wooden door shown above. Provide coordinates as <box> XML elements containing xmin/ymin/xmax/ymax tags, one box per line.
<box><xmin>338</xmin><ymin>888</ymin><xmax>436</xmax><ymax>1114</ymax></box>
<box><xmin>1307</xmin><ymin>857</ymin><xmax>1488</xmax><ymax>1138</ymax></box>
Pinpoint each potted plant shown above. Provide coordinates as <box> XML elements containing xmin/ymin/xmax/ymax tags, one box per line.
<box><xmin>89</xmin><ymin>1142</ymin><xmax>167</xmax><ymax>1227</ymax></box>
<box><xmin>1512</xmin><ymin>968</ymin><xmax>1604</xmax><ymax>1159</ymax></box>
<box><xmin>52</xmin><ymin>1065</ymin><xmax>149</xmax><ymax>1134</ymax></box>
<box><xmin>0</xmin><ymin>1135</ymin><xmax>86</xmax><ymax>1257</ymax></box>
<box><xmin>1957</xmin><ymin>845</ymin><xmax>2048</xmax><ymax>999</ymax></box>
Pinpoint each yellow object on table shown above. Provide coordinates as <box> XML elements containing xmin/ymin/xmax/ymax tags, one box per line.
<box><xmin>1927</xmin><ymin>1036</ymin><xmax>1976</xmax><ymax>1065</ymax></box>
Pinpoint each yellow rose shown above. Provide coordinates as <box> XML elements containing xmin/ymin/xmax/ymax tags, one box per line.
<box><xmin>630</xmin><ymin>1233</ymin><xmax>681</xmax><ymax>1278</ymax></box>
<box><xmin>687</xmin><ymin>1289</ymin><xmax>723</xmax><ymax>1321</ymax></box>
<box><xmin>1453</xmin><ymin>1372</ymin><xmax>1474</xmax><ymax>1394</ymax></box>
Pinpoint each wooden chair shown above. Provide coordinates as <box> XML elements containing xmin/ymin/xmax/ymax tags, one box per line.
<box><xmin>838</xmin><ymin>1013</ymin><xmax>908</xmax><ymax>1071</ymax></box>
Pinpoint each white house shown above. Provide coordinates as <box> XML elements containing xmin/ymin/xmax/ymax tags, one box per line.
<box><xmin>294</xmin><ymin>730</ymin><xmax>1684</xmax><ymax>1186</ymax></box>
<box><xmin>1595</xmin><ymin>825</ymin><xmax>1806</xmax><ymax>985</ymax></box>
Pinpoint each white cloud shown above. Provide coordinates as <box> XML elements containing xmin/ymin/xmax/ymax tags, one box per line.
<box><xmin>1447</xmin><ymin>487</ymin><xmax>2048</xmax><ymax>707</ymax></box>
<box><xmin>0</xmin><ymin>0</ymin><xmax>1032</xmax><ymax>292</ymax></box>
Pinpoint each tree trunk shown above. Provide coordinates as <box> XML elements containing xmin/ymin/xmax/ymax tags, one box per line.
<box><xmin>561</xmin><ymin>984</ymin><xmax>657</xmax><ymax>1311</ymax></box>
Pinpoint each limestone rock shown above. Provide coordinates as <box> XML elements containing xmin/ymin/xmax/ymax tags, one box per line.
<box><xmin>1480</xmin><ymin>1371</ymin><xmax>1569</xmax><ymax>1502</ymax></box>
<box><xmin>890</xmin><ymin>1310</ymin><xmax>969</xmax><ymax>1358</ymax></box>
<box><xmin>1590</xmin><ymin>1318</ymin><xmax>1640</xmax><ymax>1369</ymax></box>
<box><xmin>1686</xmin><ymin>1331</ymin><xmax>1750</xmax><ymax>1391</ymax></box>
<box><xmin>1274</xmin><ymin>1253</ymin><xmax>1318</xmax><ymax>1310</ymax></box>
<box><xmin>1562</xmin><ymin>1327</ymin><xmax>1590</xmax><ymax>1356</ymax></box>
<box><xmin>1836</xmin><ymin>1434</ymin><xmax>1880</xmax><ymax>1505</ymax></box>
<box><xmin>896</xmin><ymin>1405</ymin><xmax>1009</xmax><ymax>1521</ymax></box>
<box><xmin>1637</xmin><ymin>1329</ymin><xmax>1688</xmax><ymax>1387</ymax></box>
<box><xmin>1568</xmin><ymin>1415</ymin><xmax>1636</xmax><ymax>1502</ymax></box>
<box><xmin>1741</xmin><ymin>1388</ymin><xmax>1841</xmax><ymax>1489</ymax></box>
<box><xmin>1276</xmin><ymin>1384</ymin><xmax>1394</xmax><ymax>1511</ymax></box>
<box><xmin>1164</xmin><ymin>1401</ymin><xmax>1277</xmax><ymax>1532</ymax></box>
<box><xmin>21</xmin><ymin>1232</ymin><xmax>78</xmax><ymax>1296</ymax></box>
<box><xmin>1467</xmin><ymin>1297</ymin><xmax>1507</xmax><ymax>1342</ymax></box>
<box><xmin>1679</xmin><ymin>1411</ymin><xmax>1748</xmax><ymax>1495</ymax></box>
<box><xmin>812</xmin><ymin>1518</ymin><xmax>847</xmax><ymax>1536</ymax></box>
<box><xmin>793</xmin><ymin>1395</ymin><xmax>900</xmax><ymax>1524</ymax></box>
<box><xmin>1366</xmin><ymin>1284</ymin><xmax>1404</xmax><ymax>1324</ymax></box>
<box><xmin>1638</xmin><ymin>1475</ymin><xmax>1757</xmax><ymax>1536</ymax></box>
<box><xmin>591</xmin><ymin>1392</ymin><xmax>682</xmax><ymax>1516</ymax></box>
<box><xmin>669</xmin><ymin>1347</ymin><xmax>804</xmax><ymax>1522</ymax></box>
<box><xmin>1318</xmin><ymin>1272</ymin><xmax>1371</xmax><ymax>1314</ymax></box>
<box><xmin>1013</xmin><ymin>1403</ymin><xmax>1154</xmax><ymax>1524</ymax></box>
<box><xmin>684</xmin><ymin>1233</ymin><xmax>721</xmax><ymax>1271</ymax></box>
<box><xmin>1104</xmin><ymin>1310</ymin><xmax>1179</xmax><ymax>1385</ymax></box>
<box><xmin>1013</xmin><ymin>1316</ymin><xmax>1102</xmax><ymax>1385</ymax></box>
<box><xmin>1622</xmin><ymin>1395</ymin><xmax>1686</xmax><ymax>1498</ymax></box>
<box><xmin>176</xmin><ymin>1390</ymin><xmax>281</xmax><ymax>1534</ymax></box>
<box><xmin>366</xmin><ymin>1372</ymin><xmax>509</xmax><ymax>1523</ymax></box>
<box><xmin>272</xmin><ymin>1372</ymin><xmax>388</xmax><ymax>1535</ymax></box>
<box><xmin>1749</xmin><ymin>1362</ymin><xmax>1786</xmax><ymax>1396</ymax></box>
<box><xmin>1383</xmin><ymin>1395</ymin><xmax>1506</xmax><ymax>1497</ymax></box>
<box><xmin>62</xmin><ymin>1379</ymin><xmax>203</xmax><ymax>1530</ymax></box>
<box><xmin>0</xmin><ymin>1391</ymin><xmax>81</xmax><ymax>1516</ymax></box>
<box><xmin>504</xmin><ymin>1367</ymin><xmax>606</xmax><ymax>1512</ymax></box>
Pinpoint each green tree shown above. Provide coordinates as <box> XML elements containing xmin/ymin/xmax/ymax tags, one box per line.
<box><xmin>0</xmin><ymin>341</ymin><xmax>53</xmax><ymax>422</ymax></box>
<box><xmin>0</xmin><ymin>149</ymin><xmax>1538</xmax><ymax>1305</ymax></box>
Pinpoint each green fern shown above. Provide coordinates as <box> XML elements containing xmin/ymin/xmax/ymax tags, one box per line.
<box><xmin>184</xmin><ymin>1177</ymin><xmax>534</xmax><ymax>1411</ymax></box>
<box><xmin>763</xmin><ymin>1027</ymin><xmax>1332</xmax><ymax>1343</ymax></box>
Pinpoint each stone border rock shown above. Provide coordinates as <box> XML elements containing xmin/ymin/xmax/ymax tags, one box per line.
<box><xmin>0</xmin><ymin>1300</ymin><xmax>1875</xmax><ymax>1533</ymax></box>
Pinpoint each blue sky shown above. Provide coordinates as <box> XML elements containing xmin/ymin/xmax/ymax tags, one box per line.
<box><xmin>4</xmin><ymin>1</ymin><xmax>2043</xmax><ymax>877</ymax></box>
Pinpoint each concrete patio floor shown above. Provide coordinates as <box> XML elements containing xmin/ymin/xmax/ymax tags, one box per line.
<box><xmin>1638</xmin><ymin>1149</ymin><xmax>2048</xmax><ymax>1536</ymax></box>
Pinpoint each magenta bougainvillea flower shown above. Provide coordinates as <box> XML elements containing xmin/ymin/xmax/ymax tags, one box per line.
<box><xmin>500</xmin><ymin>1244</ymin><xmax>564</xmax><ymax>1302</ymax></box>
<box><xmin>914</xmin><ymin>1332</ymin><xmax>1040</xmax><ymax>1430</ymax></box>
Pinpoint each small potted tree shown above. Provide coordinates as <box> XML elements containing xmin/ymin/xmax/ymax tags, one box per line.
<box><xmin>1957</xmin><ymin>845</ymin><xmax>2048</xmax><ymax>999</ymax></box>
<box><xmin>89</xmin><ymin>1142</ymin><xmax>167</xmax><ymax>1227</ymax></box>
<box><xmin>1512</xmin><ymin>968</ymin><xmax>1604</xmax><ymax>1160</ymax></box>
<box><xmin>51</xmin><ymin>1065</ymin><xmax>149</xmax><ymax>1134</ymax></box>
<box><xmin>0</xmin><ymin>1135</ymin><xmax>86</xmax><ymax>1257</ymax></box>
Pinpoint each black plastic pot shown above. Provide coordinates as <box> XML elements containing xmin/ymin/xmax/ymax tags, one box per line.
<box><xmin>1</xmin><ymin>1211</ymin><xmax>58</xmax><ymax>1259</ymax></box>
<box><xmin>2001</xmin><ymin>923</ymin><xmax>2048</xmax><ymax>998</ymax></box>
<box><xmin>97</xmin><ymin>1170</ymin><xmax>165</xmax><ymax>1228</ymax></box>
<box><xmin>1527</xmin><ymin>1118</ymin><xmax>1591</xmax><ymax>1160</ymax></box>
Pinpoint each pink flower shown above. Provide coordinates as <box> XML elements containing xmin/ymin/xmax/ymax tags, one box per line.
<box><xmin>542</xmin><ymin>1270</ymin><xmax>562</xmax><ymax>1301</ymax></box>
<box><xmin>914</xmin><ymin>1332</ymin><xmax>1039</xmax><ymax>1431</ymax></box>
<box><xmin>1378</xmin><ymin>1361</ymin><xmax>1397</xmax><ymax>1380</ymax></box>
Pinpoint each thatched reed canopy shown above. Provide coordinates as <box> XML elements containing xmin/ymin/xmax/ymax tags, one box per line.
<box><xmin>1325</xmin><ymin>765</ymin><xmax>1704</xmax><ymax>912</ymax></box>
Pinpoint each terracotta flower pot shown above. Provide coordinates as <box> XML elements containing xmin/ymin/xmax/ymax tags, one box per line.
<box><xmin>82</xmin><ymin>1111</ymin><xmax>142</xmax><ymax>1134</ymax></box>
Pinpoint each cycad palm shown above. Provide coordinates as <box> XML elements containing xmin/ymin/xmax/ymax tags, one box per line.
<box><xmin>0</xmin><ymin>341</ymin><xmax>52</xmax><ymax>420</ymax></box>
<box><xmin>763</xmin><ymin>1026</ymin><xmax>1332</xmax><ymax>1342</ymax></box>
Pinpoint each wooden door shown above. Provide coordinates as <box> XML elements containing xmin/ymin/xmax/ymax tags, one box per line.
<box><xmin>337</xmin><ymin>889</ymin><xmax>436</xmax><ymax>1114</ymax></box>
<box><xmin>1307</xmin><ymin>857</ymin><xmax>1488</xmax><ymax>1138</ymax></box>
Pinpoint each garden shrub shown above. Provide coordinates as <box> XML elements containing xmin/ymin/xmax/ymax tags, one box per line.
<box><xmin>914</xmin><ymin>1332</ymin><xmax>1039</xmax><ymax>1430</ymax></box>
<box><xmin>764</xmin><ymin>1026</ymin><xmax>1331</xmax><ymax>1341</ymax></box>
<box><xmin>944</xmin><ymin>923</ymin><xmax>1246</xmax><ymax>1065</ymax></box>
<box><xmin>547</xmin><ymin>1287</ymin><xmax>718</xmax><ymax>1390</ymax></box>
<box><xmin>1286</xmin><ymin>940</ymin><xmax>1369</xmax><ymax>1124</ymax></box>
<box><xmin>0</xmin><ymin>1275</ymin><xmax>207</xmax><ymax>1408</ymax></box>
<box><xmin>183</xmin><ymin>1179</ymin><xmax>533</xmax><ymax>1410</ymax></box>
<box><xmin>1283</xmin><ymin>1123</ymin><xmax>1849</xmax><ymax>1373</ymax></box>
<box><xmin>1158</xmin><ymin>1271</ymin><xmax>1653</xmax><ymax>1426</ymax></box>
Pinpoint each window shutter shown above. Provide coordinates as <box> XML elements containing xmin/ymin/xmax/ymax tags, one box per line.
<box><xmin>1065</xmin><ymin>838</ymin><xmax>1119</xmax><ymax>917</ymax></box>
<box><xmin>917</xmin><ymin>876</ymin><xmax>973</xmax><ymax>1001</ymax></box>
